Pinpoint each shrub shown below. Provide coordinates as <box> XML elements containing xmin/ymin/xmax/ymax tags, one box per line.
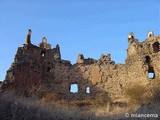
<box><xmin>144</xmin><ymin>81</ymin><xmax>160</xmax><ymax>103</ymax></box>
<box><xmin>125</xmin><ymin>81</ymin><xmax>160</xmax><ymax>105</ymax></box>
<box><xmin>125</xmin><ymin>84</ymin><xmax>146</xmax><ymax>104</ymax></box>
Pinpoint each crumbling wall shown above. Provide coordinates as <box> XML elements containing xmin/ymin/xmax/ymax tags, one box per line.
<box><xmin>2</xmin><ymin>30</ymin><xmax>160</xmax><ymax>101</ymax></box>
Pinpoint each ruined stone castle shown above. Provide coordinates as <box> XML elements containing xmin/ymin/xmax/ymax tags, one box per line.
<box><xmin>1</xmin><ymin>30</ymin><xmax>160</xmax><ymax>101</ymax></box>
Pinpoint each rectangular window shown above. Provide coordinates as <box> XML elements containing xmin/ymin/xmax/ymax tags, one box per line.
<box><xmin>70</xmin><ymin>84</ymin><xmax>78</xmax><ymax>93</ymax></box>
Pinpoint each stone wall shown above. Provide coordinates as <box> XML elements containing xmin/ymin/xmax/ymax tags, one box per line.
<box><xmin>1</xmin><ymin>30</ymin><xmax>160</xmax><ymax>101</ymax></box>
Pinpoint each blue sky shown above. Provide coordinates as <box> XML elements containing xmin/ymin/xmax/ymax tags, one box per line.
<box><xmin>0</xmin><ymin>0</ymin><xmax>159</xmax><ymax>81</ymax></box>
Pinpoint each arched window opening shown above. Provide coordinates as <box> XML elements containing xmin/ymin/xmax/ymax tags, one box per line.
<box><xmin>149</xmin><ymin>34</ymin><xmax>152</xmax><ymax>37</ymax></box>
<box><xmin>131</xmin><ymin>35</ymin><xmax>134</xmax><ymax>39</ymax></box>
<box><xmin>145</xmin><ymin>56</ymin><xmax>151</xmax><ymax>64</ymax></box>
<box><xmin>47</xmin><ymin>67</ymin><xmax>51</xmax><ymax>72</ymax></box>
<box><xmin>145</xmin><ymin>56</ymin><xmax>151</xmax><ymax>67</ymax></box>
<box><xmin>86</xmin><ymin>87</ymin><xmax>91</xmax><ymax>94</ymax></box>
<box><xmin>70</xmin><ymin>84</ymin><xmax>78</xmax><ymax>93</ymax></box>
<box><xmin>148</xmin><ymin>67</ymin><xmax>155</xmax><ymax>79</ymax></box>
<box><xmin>152</xmin><ymin>42</ymin><xmax>160</xmax><ymax>53</ymax></box>
<box><xmin>41</xmin><ymin>51</ymin><xmax>46</xmax><ymax>58</ymax></box>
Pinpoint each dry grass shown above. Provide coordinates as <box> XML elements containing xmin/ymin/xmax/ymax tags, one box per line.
<box><xmin>0</xmin><ymin>92</ymin><xmax>97</xmax><ymax>120</ymax></box>
<box><xmin>1</xmin><ymin>88</ymin><xmax>160</xmax><ymax>120</ymax></box>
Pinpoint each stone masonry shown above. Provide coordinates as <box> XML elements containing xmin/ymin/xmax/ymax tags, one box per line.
<box><xmin>1</xmin><ymin>30</ymin><xmax>160</xmax><ymax>101</ymax></box>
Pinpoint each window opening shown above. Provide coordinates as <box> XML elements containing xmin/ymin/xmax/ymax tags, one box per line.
<box><xmin>145</xmin><ymin>56</ymin><xmax>151</xmax><ymax>67</ymax></box>
<box><xmin>149</xmin><ymin>34</ymin><xmax>152</xmax><ymax>37</ymax></box>
<box><xmin>47</xmin><ymin>67</ymin><xmax>51</xmax><ymax>72</ymax></box>
<box><xmin>148</xmin><ymin>67</ymin><xmax>155</xmax><ymax>79</ymax></box>
<box><xmin>152</xmin><ymin>42</ymin><xmax>160</xmax><ymax>53</ymax></box>
<box><xmin>148</xmin><ymin>73</ymin><xmax>154</xmax><ymax>79</ymax></box>
<box><xmin>86</xmin><ymin>87</ymin><xmax>91</xmax><ymax>93</ymax></box>
<box><xmin>70</xmin><ymin>84</ymin><xmax>78</xmax><ymax>93</ymax></box>
<box><xmin>131</xmin><ymin>35</ymin><xmax>134</xmax><ymax>38</ymax></box>
<box><xmin>41</xmin><ymin>51</ymin><xmax>46</xmax><ymax>57</ymax></box>
<box><xmin>145</xmin><ymin>56</ymin><xmax>151</xmax><ymax>64</ymax></box>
